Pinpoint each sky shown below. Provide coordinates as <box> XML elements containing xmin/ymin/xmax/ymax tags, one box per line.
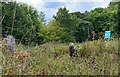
<box><xmin>16</xmin><ymin>0</ymin><xmax>113</xmax><ymax>22</ymax></box>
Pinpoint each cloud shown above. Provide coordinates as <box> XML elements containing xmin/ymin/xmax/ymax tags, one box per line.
<box><xmin>17</xmin><ymin>0</ymin><xmax>42</xmax><ymax>5</ymax></box>
<box><xmin>63</xmin><ymin>2</ymin><xmax>97</xmax><ymax>13</ymax></box>
<box><xmin>16</xmin><ymin>0</ymin><xmax>112</xmax><ymax>22</ymax></box>
<box><xmin>43</xmin><ymin>2</ymin><xmax>64</xmax><ymax>8</ymax></box>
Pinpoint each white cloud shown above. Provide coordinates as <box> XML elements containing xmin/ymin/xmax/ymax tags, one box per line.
<box><xmin>17</xmin><ymin>0</ymin><xmax>42</xmax><ymax>5</ymax></box>
<box><xmin>17</xmin><ymin>0</ymin><xmax>45</xmax><ymax>10</ymax></box>
<box><xmin>16</xmin><ymin>0</ymin><xmax>112</xmax><ymax>22</ymax></box>
<box><xmin>63</xmin><ymin>2</ymin><xmax>80</xmax><ymax>12</ymax></box>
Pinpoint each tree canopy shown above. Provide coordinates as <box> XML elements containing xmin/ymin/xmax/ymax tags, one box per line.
<box><xmin>2</xmin><ymin>1</ymin><xmax>119</xmax><ymax>44</ymax></box>
<box><xmin>2</xmin><ymin>2</ymin><xmax>45</xmax><ymax>44</ymax></box>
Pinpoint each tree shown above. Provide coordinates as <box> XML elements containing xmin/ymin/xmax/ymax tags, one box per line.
<box><xmin>70</xmin><ymin>11</ymin><xmax>85</xmax><ymax>19</ymax></box>
<box><xmin>53</xmin><ymin>7</ymin><xmax>79</xmax><ymax>34</ymax></box>
<box><xmin>86</xmin><ymin>7</ymin><xmax>116</xmax><ymax>39</ymax></box>
<box><xmin>87</xmin><ymin>8</ymin><xmax>108</xmax><ymax>31</ymax></box>
<box><xmin>74</xmin><ymin>19</ymin><xmax>93</xmax><ymax>42</ymax></box>
<box><xmin>2</xmin><ymin>2</ymin><xmax>45</xmax><ymax>44</ymax></box>
<box><xmin>107</xmin><ymin>1</ymin><xmax>118</xmax><ymax>37</ymax></box>
<box><xmin>69</xmin><ymin>11</ymin><xmax>93</xmax><ymax>42</ymax></box>
<box><xmin>118</xmin><ymin>1</ymin><xmax>120</xmax><ymax>37</ymax></box>
<box><xmin>39</xmin><ymin>20</ymin><xmax>75</xmax><ymax>43</ymax></box>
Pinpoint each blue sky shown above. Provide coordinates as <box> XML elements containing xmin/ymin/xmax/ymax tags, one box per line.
<box><xmin>17</xmin><ymin>0</ymin><xmax>113</xmax><ymax>22</ymax></box>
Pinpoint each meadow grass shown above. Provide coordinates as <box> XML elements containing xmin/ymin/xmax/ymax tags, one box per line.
<box><xmin>1</xmin><ymin>39</ymin><xmax>119</xmax><ymax>75</ymax></box>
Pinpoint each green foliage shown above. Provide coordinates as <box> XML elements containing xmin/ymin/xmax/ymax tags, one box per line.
<box><xmin>70</xmin><ymin>11</ymin><xmax>85</xmax><ymax>19</ymax></box>
<box><xmin>2</xmin><ymin>1</ymin><xmax>119</xmax><ymax>43</ymax></box>
<box><xmin>1</xmin><ymin>0</ymin><xmax>119</xmax><ymax>75</ymax></box>
<box><xmin>53</xmin><ymin>7</ymin><xmax>79</xmax><ymax>33</ymax></box>
<box><xmin>107</xmin><ymin>2</ymin><xmax>118</xmax><ymax>37</ymax></box>
<box><xmin>118</xmin><ymin>1</ymin><xmax>120</xmax><ymax>36</ymax></box>
<box><xmin>87</xmin><ymin>8</ymin><xmax>111</xmax><ymax>32</ymax></box>
<box><xmin>74</xmin><ymin>19</ymin><xmax>93</xmax><ymax>42</ymax></box>
<box><xmin>39</xmin><ymin>20</ymin><xmax>75</xmax><ymax>43</ymax></box>
<box><xmin>86</xmin><ymin>2</ymin><xmax>118</xmax><ymax>38</ymax></box>
<box><xmin>2</xmin><ymin>2</ymin><xmax>45</xmax><ymax>44</ymax></box>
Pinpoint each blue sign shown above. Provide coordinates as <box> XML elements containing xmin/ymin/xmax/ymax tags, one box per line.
<box><xmin>105</xmin><ymin>31</ymin><xmax>111</xmax><ymax>39</ymax></box>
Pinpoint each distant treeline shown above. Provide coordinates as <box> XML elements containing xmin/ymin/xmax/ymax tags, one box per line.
<box><xmin>2</xmin><ymin>1</ymin><xmax>120</xmax><ymax>45</ymax></box>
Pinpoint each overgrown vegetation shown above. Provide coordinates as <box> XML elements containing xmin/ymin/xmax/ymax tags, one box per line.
<box><xmin>2</xmin><ymin>39</ymin><xmax>119</xmax><ymax>75</ymax></box>
<box><xmin>1</xmin><ymin>0</ymin><xmax>120</xmax><ymax>76</ymax></box>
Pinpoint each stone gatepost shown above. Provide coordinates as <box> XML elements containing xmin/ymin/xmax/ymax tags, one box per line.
<box><xmin>6</xmin><ymin>35</ymin><xmax>16</xmax><ymax>52</ymax></box>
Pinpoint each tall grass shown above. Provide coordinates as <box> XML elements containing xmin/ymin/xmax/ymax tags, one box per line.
<box><xmin>1</xmin><ymin>39</ymin><xmax>119</xmax><ymax>75</ymax></box>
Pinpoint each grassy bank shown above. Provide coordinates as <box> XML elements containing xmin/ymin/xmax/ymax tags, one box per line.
<box><xmin>2</xmin><ymin>39</ymin><xmax>119</xmax><ymax>75</ymax></box>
